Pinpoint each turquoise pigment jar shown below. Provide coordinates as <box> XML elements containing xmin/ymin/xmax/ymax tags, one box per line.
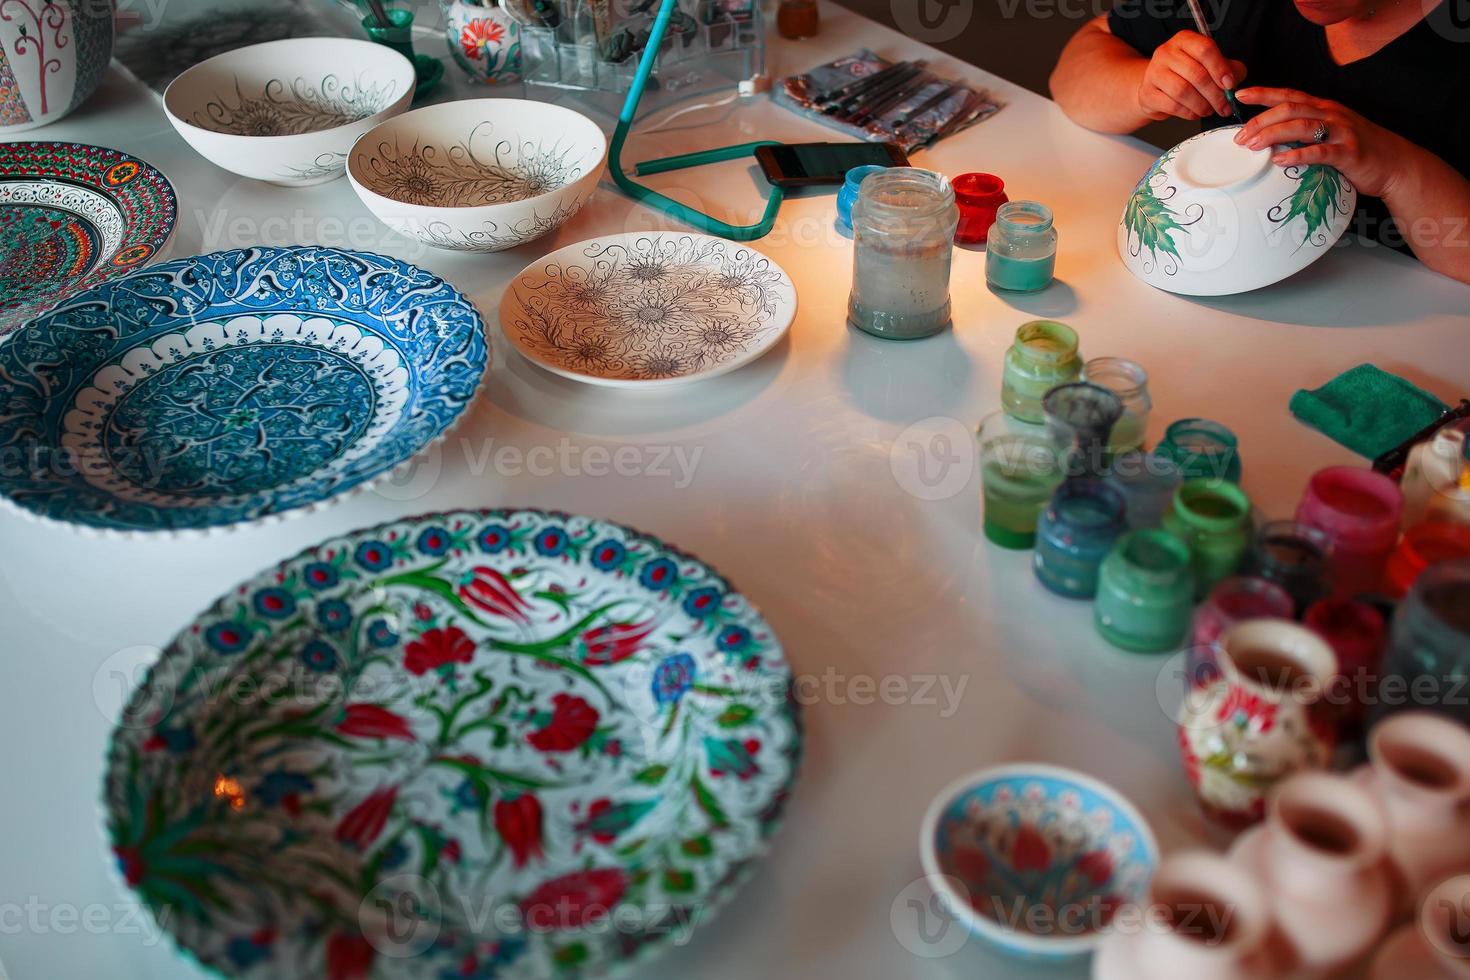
<box><xmin>1094</xmin><ymin>529</ymin><xmax>1196</xmax><ymax>652</ymax></box>
<box><xmin>986</xmin><ymin>200</ymin><xmax>1057</xmax><ymax>292</ymax></box>
<box><xmin>1106</xmin><ymin>452</ymin><xmax>1183</xmax><ymax>530</ymax></box>
<box><xmin>1162</xmin><ymin>478</ymin><xmax>1254</xmax><ymax>599</ymax></box>
<box><xmin>1155</xmin><ymin>418</ymin><xmax>1242</xmax><ymax>483</ymax></box>
<box><xmin>1000</xmin><ymin>319</ymin><xmax>1081</xmax><ymax>424</ymax></box>
<box><xmin>835</xmin><ymin>164</ymin><xmax>888</xmax><ymax>238</ymax></box>
<box><xmin>1034</xmin><ymin>478</ymin><xmax>1128</xmax><ymax>597</ymax></box>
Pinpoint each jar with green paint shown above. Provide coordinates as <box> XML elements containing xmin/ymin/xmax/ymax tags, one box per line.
<box><xmin>1000</xmin><ymin>320</ymin><xmax>1081</xmax><ymax>423</ymax></box>
<box><xmin>1155</xmin><ymin>418</ymin><xmax>1242</xmax><ymax>483</ymax></box>
<box><xmin>977</xmin><ymin>411</ymin><xmax>1066</xmax><ymax>549</ymax></box>
<box><xmin>986</xmin><ymin>200</ymin><xmax>1056</xmax><ymax>292</ymax></box>
<box><xmin>1162</xmin><ymin>478</ymin><xmax>1254</xmax><ymax>598</ymax></box>
<box><xmin>1095</xmin><ymin>529</ymin><xmax>1196</xmax><ymax>652</ymax></box>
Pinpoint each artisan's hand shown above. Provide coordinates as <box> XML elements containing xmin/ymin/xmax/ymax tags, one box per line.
<box><xmin>1136</xmin><ymin>31</ymin><xmax>1246</xmax><ymax>121</ymax></box>
<box><xmin>1233</xmin><ymin>87</ymin><xmax>1407</xmax><ymax>198</ymax></box>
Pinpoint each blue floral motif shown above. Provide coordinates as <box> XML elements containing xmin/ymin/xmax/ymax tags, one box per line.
<box><xmin>717</xmin><ymin>625</ymin><xmax>751</xmax><ymax>652</ymax></box>
<box><xmin>355</xmin><ymin>541</ymin><xmax>394</xmax><ymax>571</ymax></box>
<box><xmin>652</xmin><ymin>653</ymin><xmax>697</xmax><ymax>704</ymax></box>
<box><xmin>300</xmin><ymin>640</ymin><xmax>338</xmax><ymax>673</ymax></box>
<box><xmin>417</xmin><ymin>526</ymin><xmax>452</xmax><ymax>556</ymax></box>
<box><xmin>204</xmin><ymin>622</ymin><xmax>250</xmax><ymax>654</ymax></box>
<box><xmin>589</xmin><ymin>539</ymin><xmax>625</xmax><ymax>570</ymax></box>
<box><xmin>0</xmin><ymin>247</ymin><xmax>487</xmax><ymax>532</ymax></box>
<box><xmin>380</xmin><ymin>840</ymin><xmax>409</xmax><ymax>870</ymax></box>
<box><xmin>440</xmin><ymin>936</ymin><xmax>529</xmax><ymax>979</ymax></box>
<box><xmin>302</xmin><ymin>562</ymin><xmax>339</xmax><ymax>590</ymax></box>
<box><xmin>366</xmin><ymin>619</ymin><xmax>400</xmax><ymax>648</ymax></box>
<box><xmin>534</xmin><ymin>526</ymin><xmax>569</xmax><ymax>557</ymax></box>
<box><xmin>682</xmin><ymin>587</ymin><xmax>722</xmax><ymax>618</ymax></box>
<box><xmin>252</xmin><ymin>588</ymin><xmax>296</xmax><ymax>620</ymax></box>
<box><xmin>477</xmin><ymin>524</ymin><xmax>512</xmax><ymax>553</ymax></box>
<box><xmin>254</xmin><ymin>770</ymin><xmax>315</xmax><ymax>807</ymax></box>
<box><xmin>316</xmin><ymin>599</ymin><xmax>352</xmax><ymax>632</ymax></box>
<box><xmin>639</xmin><ymin>558</ymin><xmax>678</xmax><ymax>591</ymax></box>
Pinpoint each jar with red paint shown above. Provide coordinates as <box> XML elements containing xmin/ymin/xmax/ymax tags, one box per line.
<box><xmin>1384</xmin><ymin>522</ymin><xmax>1470</xmax><ymax>599</ymax></box>
<box><xmin>952</xmin><ymin>173</ymin><xmax>1007</xmax><ymax>245</ymax></box>
<box><xmin>1304</xmin><ymin>597</ymin><xmax>1387</xmax><ymax>728</ymax></box>
<box><xmin>1295</xmin><ymin>467</ymin><xmax>1403</xmax><ymax>598</ymax></box>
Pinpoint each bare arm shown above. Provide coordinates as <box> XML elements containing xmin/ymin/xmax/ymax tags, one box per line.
<box><xmin>1381</xmin><ymin>149</ymin><xmax>1470</xmax><ymax>284</ymax></box>
<box><xmin>1051</xmin><ymin>16</ymin><xmax>1246</xmax><ymax>135</ymax></box>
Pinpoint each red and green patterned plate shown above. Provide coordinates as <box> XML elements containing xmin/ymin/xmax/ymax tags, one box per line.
<box><xmin>0</xmin><ymin>141</ymin><xmax>177</xmax><ymax>340</ymax></box>
<box><xmin>103</xmin><ymin>509</ymin><xmax>801</xmax><ymax>978</ymax></box>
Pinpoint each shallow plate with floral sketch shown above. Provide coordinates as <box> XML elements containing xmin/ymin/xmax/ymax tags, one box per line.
<box><xmin>0</xmin><ymin>141</ymin><xmax>176</xmax><ymax>342</ymax></box>
<box><xmin>103</xmin><ymin>508</ymin><xmax>802</xmax><ymax>979</ymax></box>
<box><xmin>0</xmin><ymin>246</ymin><xmax>486</xmax><ymax>534</ymax></box>
<box><xmin>500</xmin><ymin>233</ymin><xmax>798</xmax><ymax>388</ymax></box>
<box><xmin>1117</xmin><ymin>126</ymin><xmax>1355</xmax><ymax>296</ymax></box>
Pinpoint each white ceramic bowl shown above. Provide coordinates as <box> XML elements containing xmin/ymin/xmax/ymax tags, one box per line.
<box><xmin>1118</xmin><ymin>126</ymin><xmax>1356</xmax><ymax>296</ymax></box>
<box><xmin>163</xmin><ymin>38</ymin><xmax>415</xmax><ymax>187</ymax></box>
<box><xmin>347</xmin><ymin>98</ymin><xmax>607</xmax><ymax>251</ymax></box>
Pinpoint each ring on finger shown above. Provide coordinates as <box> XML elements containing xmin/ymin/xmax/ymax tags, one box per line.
<box><xmin>1312</xmin><ymin>121</ymin><xmax>1329</xmax><ymax>143</ymax></box>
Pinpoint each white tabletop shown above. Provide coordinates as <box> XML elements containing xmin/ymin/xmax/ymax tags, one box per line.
<box><xmin>2</xmin><ymin>5</ymin><xmax>1468</xmax><ymax>979</ymax></box>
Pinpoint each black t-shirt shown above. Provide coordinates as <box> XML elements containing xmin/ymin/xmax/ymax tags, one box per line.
<box><xmin>1107</xmin><ymin>0</ymin><xmax>1470</xmax><ymax>255</ymax></box>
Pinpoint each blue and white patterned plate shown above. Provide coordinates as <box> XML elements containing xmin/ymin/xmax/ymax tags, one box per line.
<box><xmin>0</xmin><ymin>246</ymin><xmax>487</xmax><ymax>533</ymax></box>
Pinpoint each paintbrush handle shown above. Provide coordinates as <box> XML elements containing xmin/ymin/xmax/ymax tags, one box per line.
<box><xmin>832</xmin><ymin>63</ymin><xmax>923</xmax><ymax>118</ymax></box>
<box><xmin>816</xmin><ymin>60</ymin><xmax>910</xmax><ymax>106</ymax></box>
<box><xmin>851</xmin><ymin>71</ymin><xmax>932</xmax><ymax>125</ymax></box>
<box><xmin>362</xmin><ymin>0</ymin><xmax>392</xmax><ymax>29</ymax></box>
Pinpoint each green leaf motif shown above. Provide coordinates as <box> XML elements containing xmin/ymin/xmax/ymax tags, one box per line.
<box><xmin>1275</xmin><ymin>164</ymin><xmax>1343</xmax><ymax>246</ymax></box>
<box><xmin>1123</xmin><ymin>181</ymin><xmax>1186</xmax><ymax>265</ymax></box>
<box><xmin>691</xmin><ymin>775</ymin><xmax>729</xmax><ymax>829</ymax></box>
<box><xmin>664</xmin><ymin>869</ymin><xmax>696</xmax><ymax>893</ymax></box>
<box><xmin>580</xmin><ymin>799</ymin><xmax>657</xmax><ymax>839</ymax></box>
<box><xmin>716</xmin><ymin>704</ymin><xmax>754</xmax><ymax>728</ymax></box>
<box><xmin>633</xmin><ymin>764</ymin><xmax>669</xmax><ymax>785</ymax></box>
<box><xmin>681</xmin><ymin>835</ymin><xmax>713</xmax><ymax>857</ymax></box>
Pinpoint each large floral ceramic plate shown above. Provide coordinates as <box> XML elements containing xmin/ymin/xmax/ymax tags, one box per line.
<box><xmin>0</xmin><ymin>142</ymin><xmax>177</xmax><ymax>341</ymax></box>
<box><xmin>500</xmin><ymin>233</ymin><xmax>797</xmax><ymax>388</ymax></box>
<box><xmin>0</xmin><ymin>246</ymin><xmax>486</xmax><ymax>533</ymax></box>
<box><xmin>104</xmin><ymin>509</ymin><xmax>802</xmax><ymax>979</ymax></box>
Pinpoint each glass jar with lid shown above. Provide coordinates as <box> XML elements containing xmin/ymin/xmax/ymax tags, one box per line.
<box><xmin>986</xmin><ymin>200</ymin><xmax>1057</xmax><ymax>292</ymax></box>
<box><xmin>847</xmin><ymin>168</ymin><xmax>958</xmax><ymax>340</ymax></box>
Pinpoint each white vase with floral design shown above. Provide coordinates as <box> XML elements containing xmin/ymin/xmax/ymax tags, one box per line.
<box><xmin>1176</xmin><ymin>619</ymin><xmax>1338</xmax><ymax>828</ymax></box>
<box><xmin>0</xmin><ymin>0</ymin><xmax>114</xmax><ymax>131</ymax></box>
<box><xmin>1229</xmin><ymin>772</ymin><xmax>1394</xmax><ymax>974</ymax></box>
<box><xmin>441</xmin><ymin>0</ymin><xmax>521</xmax><ymax>84</ymax></box>
<box><xmin>1356</xmin><ymin>712</ymin><xmax>1470</xmax><ymax>915</ymax></box>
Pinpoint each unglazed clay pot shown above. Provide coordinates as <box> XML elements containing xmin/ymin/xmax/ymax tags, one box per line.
<box><xmin>1370</xmin><ymin>876</ymin><xmax>1470</xmax><ymax>980</ymax></box>
<box><xmin>1093</xmin><ymin>851</ymin><xmax>1282</xmax><ymax>980</ymax></box>
<box><xmin>1230</xmin><ymin>772</ymin><xmax>1394</xmax><ymax>974</ymax></box>
<box><xmin>1176</xmin><ymin>619</ymin><xmax>1338</xmax><ymax>827</ymax></box>
<box><xmin>1357</xmin><ymin>712</ymin><xmax>1470</xmax><ymax>914</ymax></box>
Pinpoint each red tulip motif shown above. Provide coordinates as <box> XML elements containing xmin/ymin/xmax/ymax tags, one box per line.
<box><xmin>403</xmin><ymin>626</ymin><xmax>476</xmax><ymax>676</ymax></box>
<box><xmin>494</xmin><ymin>793</ymin><xmax>545</xmax><ymax>868</ymax></box>
<box><xmin>335</xmin><ymin>704</ymin><xmax>415</xmax><ymax>742</ymax></box>
<box><xmin>520</xmin><ymin>868</ymin><xmax>627</xmax><ymax>930</ymax></box>
<box><xmin>335</xmin><ymin>787</ymin><xmax>397</xmax><ymax>850</ymax></box>
<box><xmin>526</xmin><ymin>694</ymin><xmax>599</xmax><ymax>752</ymax></box>
<box><xmin>1010</xmin><ymin>824</ymin><xmax>1052</xmax><ymax>873</ymax></box>
<box><xmin>459</xmin><ymin>566</ymin><xmax>533</xmax><ymax>624</ymax></box>
<box><xmin>325</xmin><ymin>930</ymin><xmax>375</xmax><ymax>980</ymax></box>
<box><xmin>580</xmin><ymin>620</ymin><xmax>656</xmax><ymax>666</ymax></box>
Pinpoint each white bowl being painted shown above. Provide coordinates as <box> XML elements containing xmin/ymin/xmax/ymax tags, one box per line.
<box><xmin>163</xmin><ymin>37</ymin><xmax>415</xmax><ymax>187</ymax></box>
<box><xmin>347</xmin><ymin>99</ymin><xmax>607</xmax><ymax>252</ymax></box>
<box><xmin>1118</xmin><ymin>126</ymin><xmax>1356</xmax><ymax>296</ymax></box>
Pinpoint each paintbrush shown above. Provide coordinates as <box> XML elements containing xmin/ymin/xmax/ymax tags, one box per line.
<box><xmin>362</xmin><ymin>0</ymin><xmax>392</xmax><ymax>29</ymax></box>
<box><xmin>850</xmin><ymin>71</ymin><xmax>933</xmax><ymax>126</ymax></box>
<box><xmin>830</xmin><ymin>62</ymin><xmax>924</xmax><ymax>119</ymax></box>
<box><xmin>893</xmin><ymin>81</ymin><xmax>964</xmax><ymax>131</ymax></box>
<box><xmin>816</xmin><ymin>61</ymin><xmax>912</xmax><ymax>107</ymax></box>
<box><xmin>1183</xmin><ymin>0</ymin><xmax>1244</xmax><ymax>125</ymax></box>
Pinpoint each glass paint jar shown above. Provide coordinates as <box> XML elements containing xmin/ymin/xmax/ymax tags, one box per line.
<box><xmin>1295</xmin><ymin>466</ymin><xmax>1403</xmax><ymax>598</ymax></box>
<box><xmin>986</xmin><ymin>200</ymin><xmax>1056</xmax><ymax>292</ymax></box>
<box><xmin>1155</xmin><ymin>418</ymin><xmax>1242</xmax><ymax>483</ymax></box>
<box><xmin>1095</xmin><ymin>529</ymin><xmax>1196</xmax><ymax>653</ymax></box>
<box><xmin>1081</xmin><ymin>357</ymin><xmax>1151</xmax><ymax>455</ymax></box>
<box><xmin>847</xmin><ymin>168</ymin><xmax>958</xmax><ymax>340</ymax></box>
<box><xmin>977</xmin><ymin>411</ymin><xmax>1066</xmax><ymax>549</ymax></box>
<box><xmin>1192</xmin><ymin>576</ymin><xmax>1295</xmax><ymax>653</ymax></box>
<box><xmin>953</xmin><ymin>172</ymin><xmax>1007</xmax><ymax>245</ymax></box>
<box><xmin>1000</xmin><ymin>319</ymin><xmax>1081</xmax><ymax>424</ymax></box>
<box><xmin>1374</xmin><ymin>558</ymin><xmax>1470</xmax><ymax>728</ymax></box>
<box><xmin>835</xmin><ymin>164</ymin><xmax>887</xmax><ymax>238</ymax></box>
<box><xmin>1042</xmin><ymin>381</ymin><xmax>1122</xmax><ymax>477</ymax></box>
<box><xmin>1163</xmin><ymin>478</ymin><xmax>1253</xmax><ymax>599</ymax></box>
<box><xmin>1383</xmin><ymin>522</ymin><xmax>1470</xmax><ymax>599</ymax></box>
<box><xmin>1033</xmin><ymin>478</ymin><xmax>1128</xmax><ymax>598</ymax></box>
<box><xmin>1248</xmin><ymin>520</ymin><xmax>1334</xmax><ymax>615</ymax></box>
<box><xmin>1105</xmin><ymin>451</ymin><xmax>1183</xmax><ymax>530</ymax></box>
<box><xmin>1303</xmin><ymin>597</ymin><xmax>1386</xmax><ymax>728</ymax></box>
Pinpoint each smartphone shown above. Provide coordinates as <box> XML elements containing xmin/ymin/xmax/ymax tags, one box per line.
<box><xmin>755</xmin><ymin>142</ymin><xmax>910</xmax><ymax>188</ymax></box>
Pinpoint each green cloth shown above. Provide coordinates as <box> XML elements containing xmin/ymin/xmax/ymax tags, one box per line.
<box><xmin>1290</xmin><ymin>363</ymin><xmax>1449</xmax><ymax>459</ymax></box>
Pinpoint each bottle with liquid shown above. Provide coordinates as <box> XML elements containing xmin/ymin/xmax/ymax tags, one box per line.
<box><xmin>1402</xmin><ymin>419</ymin><xmax>1470</xmax><ymax>528</ymax></box>
<box><xmin>776</xmin><ymin>0</ymin><xmax>819</xmax><ymax>39</ymax></box>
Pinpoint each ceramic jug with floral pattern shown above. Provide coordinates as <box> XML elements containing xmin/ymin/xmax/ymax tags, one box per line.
<box><xmin>441</xmin><ymin>0</ymin><xmax>521</xmax><ymax>84</ymax></box>
<box><xmin>0</xmin><ymin>0</ymin><xmax>114</xmax><ymax>131</ymax></box>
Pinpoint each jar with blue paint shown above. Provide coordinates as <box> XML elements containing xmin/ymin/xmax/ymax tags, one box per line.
<box><xmin>1034</xmin><ymin>477</ymin><xmax>1128</xmax><ymax>597</ymax></box>
<box><xmin>986</xmin><ymin>200</ymin><xmax>1057</xmax><ymax>292</ymax></box>
<box><xmin>836</xmin><ymin>165</ymin><xmax>888</xmax><ymax>238</ymax></box>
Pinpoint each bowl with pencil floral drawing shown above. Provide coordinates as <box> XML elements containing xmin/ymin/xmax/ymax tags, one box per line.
<box><xmin>1118</xmin><ymin>125</ymin><xmax>1356</xmax><ymax>296</ymax></box>
<box><xmin>347</xmin><ymin>99</ymin><xmax>607</xmax><ymax>252</ymax></box>
<box><xmin>164</xmin><ymin>37</ymin><xmax>416</xmax><ymax>187</ymax></box>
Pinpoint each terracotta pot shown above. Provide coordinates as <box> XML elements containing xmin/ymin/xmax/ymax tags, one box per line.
<box><xmin>0</xmin><ymin>0</ymin><xmax>114</xmax><ymax>132</ymax></box>
<box><xmin>1370</xmin><ymin>875</ymin><xmax>1470</xmax><ymax>980</ymax></box>
<box><xmin>1357</xmin><ymin>712</ymin><xmax>1470</xmax><ymax>915</ymax></box>
<box><xmin>1176</xmin><ymin>618</ymin><xmax>1338</xmax><ymax>827</ymax></box>
<box><xmin>1092</xmin><ymin>851</ymin><xmax>1281</xmax><ymax>980</ymax></box>
<box><xmin>1230</xmin><ymin>771</ymin><xmax>1394</xmax><ymax>973</ymax></box>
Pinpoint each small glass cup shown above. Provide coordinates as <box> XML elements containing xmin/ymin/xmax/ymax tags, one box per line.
<box><xmin>1000</xmin><ymin>319</ymin><xmax>1081</xmax><ymax>424</ymax></box>
<box><xmin>1095</xmin><ymin>530</ymin><xmax>1196</xmax><ymax>653</ymax></box>
<box><xmin>1034</xmin><ymin>478</ymin><xmax>1128</xmax><ymax>597</ymax></box>
<box><xmin>986</xmin><ymin>200</ymin><xmax>1057</xmax><ymax>292</ymax></box>
<box><xmin>1042</xmin><ymin>381</ymin><xmax>1123</xmax><ymax>476</ymax></box>
<box><xmin>977</xmin><ymin>411</ymin><xmax>1066</xmax><ymax>550</ymax></box>
<box><xmin>1082</xmin><ymin>357</ymin><xmax>1151</xmax><ymax>455</ymax></box>
<box><xmin>1248</xmin><ymin>520</ymin><xmax>1333</xmax><ymax>614</ymax></box>
<box><xmin>1155</xmin><ymin>418</ymin><xmax>1242</xmax><ymax>483</ymax></box>
<box><xmin>1162</xmin><ymin>478</ymin><xmax>1253</xmax><ymax>599</ymax></box>
<box><xmin>1295</xmin><ymin>466</ymin><xmax>1404</xmax><ymax>598</ymax></box>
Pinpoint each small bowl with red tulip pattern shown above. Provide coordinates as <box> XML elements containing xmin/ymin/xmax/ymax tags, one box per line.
<box><xmin>919</xmin><ymin>763</ymin><xmax>1158</xmax><ymax>960</ymax></box>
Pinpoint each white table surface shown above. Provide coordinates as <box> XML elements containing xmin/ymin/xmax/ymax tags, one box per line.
<box><xmin>3</xmin><ymin>5</ymin><xmax>1468</xmax><ymax>978</ymax></box>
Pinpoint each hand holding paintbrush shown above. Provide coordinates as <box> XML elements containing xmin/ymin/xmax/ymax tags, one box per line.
<box><xmin>1132</xmin><ymin>4</ymin><xmax>1246</xmax><ymax>124</ymax></box>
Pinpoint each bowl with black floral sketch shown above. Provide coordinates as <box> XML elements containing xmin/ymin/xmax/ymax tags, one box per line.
<box><xmin>347</xmin><ymin>99</ymin><xmax>608</xmax><ymax>252</ymax></box>
<box><xmin>1118</xmin><ymin>125</ymin><xmax>1356</xmax><ymax>296</ymax></box>
<box><xmin>163</xmin><ymin>37</ymin><xmax>416</xmax><ymax>187</ymax></box>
